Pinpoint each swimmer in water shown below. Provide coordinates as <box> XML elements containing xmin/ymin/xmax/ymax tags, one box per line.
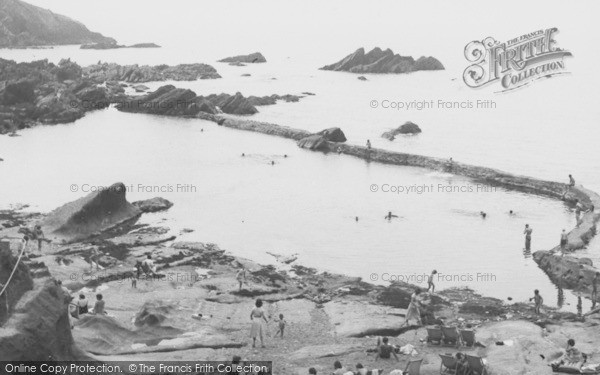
<box><xmin>242</xmin><ymin>153</ymin><xmax>245</xmax><ymax>157</ymax></box>
<box><xmin>385</xmin><ymin>211</ymin><xmax>398</xmax><ymax>220</ymax></box>
<box><xmin>271</xmin><ymin>161</ymin><xmax>275</xmax><ymax>165</ymax></box>
<box><xmin>355</xmin><ymin>216</ymin><xmax>359</xmax><ymax>222</ymax></box>
<box><xmin>284</xmin><ymin>154</ymin><xmax>288</xmax><ymax>158</ymax></box>
<box><xmin>480</xmin><ymin>211</ymin><xmax>487</xmax><ymax>218</ymax></box>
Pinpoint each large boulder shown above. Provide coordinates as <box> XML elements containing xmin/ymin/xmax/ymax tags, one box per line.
<box><xmin>41</xmin><ymin>182</ymin><xmax>142</xmax><ymax>242</ymax></box>
<box><xmin>382</xmin><ymin>121</ymin><xmax>422</xmax><ymax>140</ymax></box>
<box><xmin>132</xmin><ymin>197</ymin><xmax>174</xmax><ymax>213</ymax></box>
<box><xmin>297</xmin><ymin>134</ymin><xmax>329</xmax><ymax>151</ymax></box>
<box><xmin>203</xmin><ymin>92</ymin><xmax>258</xmax><ymax>115</ymax></box>
<box><xmin>317</xmin><ymin>127</ymin><xmax>347</xmax><ymax>142</ymax></box>
<box><xmin>218</xmin><ymin>52</ymin><xmax>267</xmax><ymax>64</ymax></box>
<box><xmin>321</xmin><ymin>47</ymin><xmax>444</xmax><ymax>74</ymax></box>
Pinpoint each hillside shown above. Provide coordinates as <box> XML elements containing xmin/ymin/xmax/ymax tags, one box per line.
<box><xmin>0</xmin><ymin>0</ymin><xmax>115</xmax><ymax>47</ymax></box>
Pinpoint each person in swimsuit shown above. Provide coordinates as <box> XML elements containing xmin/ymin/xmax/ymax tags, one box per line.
<box><xmin>529</xmin><ymin>289</ymin><xmax>543</xmax><ymax>314</ymax></box>
<box><xmin>93</xmin><ymin>294</ymin><xmax>105</xmax><ymax>315</ymax></box>
<box><xmin>34</xmin><ymin>225</ymin><xmax>50</xmax><ymax>252</ymax></box>
<box><xmin>569</xmin><ymin>174</ymin><xmax>575</xmax><ymax>188</ymax></box>
<box><xmin>375</xmin><ymin>336</ymin><xmax>399</xmax><ymax>361</ymax></box>
<box><xmin>384</xmin><ymin>212</ymin><xmax>398</xmax><ymax>220</ymax></box>
<box><xmin>560</xmin><ymin>229</ymin><xmax>568</xmax><ymax>251</ymax></box>
<box><xmin>401</xmin><ymin>289</ymin><xmax>422</xmax><ymax>327</ymax></box>
<box><xmin>275</xmin><ymin>313</ymin><xmax>286</xmax><ymax>338</ymax></box>
<box><xmin>250</xmin><ymin>298</ymin><xmax>268</xmax><ymax>348</ymax></box>
<box><xmin>427</xmin><ymin>270</ymin><xmax>437</xmax><ymax>293</ymax></box>
<box><xmin>524</xmin><ymin>224</ymin><xmax>533</xmax><ymax>251</ymax></box>
<box><xmin>332</xmin><ymin>361</ymin><xmax>347</xmax><ymax>375</ymax></box>
<box><xmin>77</xmin><ymin>294</ymin><xmax>89</xmax><ymax>315</ymax></box>
<box><xmin>236</xmin><ymin>268</ymin><xmax>246</xmax><ymax>291</ymax></box>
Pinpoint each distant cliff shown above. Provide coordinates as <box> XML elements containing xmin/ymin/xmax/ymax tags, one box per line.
<box><xmin>0</xmin><ymin>0</ymin><xmax>115</xmax><ymax>47</ymax></box>
<box><xmin>321</xmin><ymin>47</ymin><xmax>444</xmax><ymax>74</ymax></box>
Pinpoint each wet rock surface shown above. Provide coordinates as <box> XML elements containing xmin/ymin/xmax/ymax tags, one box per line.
<box><xmin>218</xmin><ymin>52</ymin><xmax>267</xmax><ymax>64</ymax></box>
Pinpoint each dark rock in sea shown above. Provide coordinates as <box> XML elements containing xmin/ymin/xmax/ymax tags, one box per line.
<box><xmin>321</xmin><ymin>47</ymin><xmax>444</xmax><ymax>74</ymax></box>
<box><xmin>81</xmin><ymin>42</ymin><xmax>161</xmax><ymax>50</ymax></box>
<box><xmin>302</xmin><ymin>92</ymin><xmax>316</xmax><ymax>96</ymax></box>
<box><xmin>41</xmin><ymin>182</ymin><xmax>142</xmax><ymax>242</ymax></box>
<box><xmin>204</xmin><ymin>92</ymin><xmax>258</xmax><ymax>115</ymax></box>
<box><xmin>357</xmin><ymin>76</ymin><xmax>367</xmax><ymax>81</ymax></box>
<box><xmin>132</xmin><ymin>197</ymin><xmax>174</xmax><ymax>213</ymax></box>
<box><xmin>0</xmin><ymin>0</ymin><xmax>115</xmax><ymax>47</ymax></box>
<box><xmin>297</xmin><ymin>134</ymin><xmax>329</xmax><ymax>151</ymax></box>
<box><xmin>128</xmin><ymin>43</ymin><xmax>161</xmax><ymax>48</ymax></box>
<box><xmin>317</xmin><ymin>127</ymin><xmax>347</xmax><ymax>143</ymax></box>
<box><xmin>83</xmin><ymin>62</ymin><xmax>221</xmax><ymax>83</ymax></box>
<box><xmin>247</xmin><ymin>94</ymin><xmax>301</xmax><ymax>106</ymax></box>
<box><xmin>229</xmin><ymin>62</ymin><xmax>246</xmax><ymax>67</ymax></box>
<box><xmin>218</xmin><ymin>52</ymin><xmax>267</xmax><ymax>64</ymax></box>
<box><xmin>381</xmin><ymin>121</ymin><xmax>422</xmax><ymax>140</ymax></box>
<box><xmin>241</xmin><ymin>73</ymin><xmax>251</xmax><ymax>77</ymax></box>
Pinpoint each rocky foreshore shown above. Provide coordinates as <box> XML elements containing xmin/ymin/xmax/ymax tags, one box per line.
<box><xmin>321</xmin><ymin>47</ymin><xmax>444</xmax><ymax>74</ymax></box>
<box><xmin>1</xmin><ymin>186</ymin><xmax>598</xmax><ymax>373</ymax></box>
<box><xmin>0</xmin><ymin>58</ymin><xmax>221</xmax><ymax>134</ymax></box>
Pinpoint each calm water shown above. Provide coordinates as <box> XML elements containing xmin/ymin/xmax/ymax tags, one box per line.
<box><xmin>1</xmin><ymin>0</ymin><xmax>599</xmax><ymax>310</ymax></box>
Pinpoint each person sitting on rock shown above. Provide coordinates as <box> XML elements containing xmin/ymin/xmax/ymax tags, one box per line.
<box><xmin>92</xmin><ymin>293</ymin><xmax>106</xmax><ymax>315</ymax></box>
<box><xmin>142</xmin><ymin>254</ymin><xmax>157</xmax><ymax>275</ymax></box>
<box><xmin>332</xmin><ymin>360</ymin><xmax>348</xmax><ymax>375</ymax></box>
<box><xmin>77</xmin><ymin>294</ymin><xmax>89</xmax><ymax>315</ymax></box>
<box><xmin>375</xmin><ymin>337</ymin><xmax>399</xmax><ymax>361</ymax></box>
<box><xmin>551</xmin><ymin>339</ymin><xmax>584</xmax><ymax>370</ymax></box>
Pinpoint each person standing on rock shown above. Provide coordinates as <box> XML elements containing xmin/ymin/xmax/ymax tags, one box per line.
<box><xmin>401</xmin><ymin>289</ymin><xmax>422</xmax><ymax>327</ymax></box>
<box><xmin>250</xmin><ymin>298</ymin><xmax>268</xmax><ymax>348</ymax></box>
<box><xmin>524</xmin><ymin>224</ymin><xmax>533</xmax><ymax>251</ymax></box>
<box><xmin>427</xmin><ymin>270</ymin><xmax>437</xmax><ymax>293</ymax></box>
<box><xmin>236</xmin><ymin>267</ymin><xmax>246</xmax><ymax>291</ymax></box>
<box><xmin>560</xmin><ymin>229</ymin><xmax>569</xmax><ymax>252</ymax></box>
<box><xmin>33</xmin><ymin>225</ymin><xmax>50</xmax><ymax>252</ymax></box>
<box><xmin>529</xmin><ymin>289</ymin><xmax>543</xmax><ymax>314</ymax></box>
<box><xmin>569</xmin><ymin>174</ymin><xmax>576</xmax><ymax>188</ymax></box>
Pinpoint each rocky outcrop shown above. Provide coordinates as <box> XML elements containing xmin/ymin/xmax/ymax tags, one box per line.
<box><xmin>321</xmin><ymin>47</ymin><xmax>444</xmax><ymax>74</ymax></box>
<box><xmin>132</xmin><ymin>197</ymin><xmax>174</xmax><ymax>213</ymax></box>
<box><xmin>80</xmin><ymin>42</ymin><xmax>161</xmax><ymax>50</ymax></box>
<box><xmin>297</xmin><ymin>134</ymin><xmax>328</xmax><ymax>150</ymax></box>
<box><xmin>0</xmin><ymin>0</ymin><xmax>115</xmax><ymax>47</ymax></box>
<box><xmin>83</xmin><ymin>62</ymin><xmax>221</xmax><ymax>83</ymax></box>
<box><xmin>382</xmin><ymin>121</ymin><xmax>422</xmax><ymax>140</ymax></box>
<box><xmin>0</xmin><ymin>248</ymin><xmax>90</xmax><ymax>360</ymax></box>
<box><xmin>116</xmin><ymin>86</ymin><xmax>305</xmax><ymax>117</ymax></box>
<box><xmin>41</xmin><ymin>182</ymin><xmax>142</xmax><ymax>242</ymax></box>
<box><xmin>218</xmin><ymin>52</ymin><xmax>266</xmax><ymax>64</ymax></box>
<box><xmin>317</xmin><ymin>127</ymin><xmax>347</xmax><ymax>142</ymax></box>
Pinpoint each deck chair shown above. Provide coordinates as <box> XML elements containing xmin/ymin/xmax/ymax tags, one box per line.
<box><xmin>403</xmin><ymin>359</ymin><xmax>423</xmax><ymax>375</ymax></box>
<box><xmin>460</xmin><ymin>329</ymin><xmax>476</xmax><ymax>347</ymax></box>
<box><xmin>439</xmin><ymin>354</ymin><xmax>460</xmax><ymax>374</ymax></box>
<box><xmin>441</xmin><ymin>326</ymin><xmax>462</xmax><ymax>347</ymax></box>
<box><xmin>465</xmin><ymin>355</ymin><xmax>489</xmax><ymax>375</ymax></box>
<box><xmin>427</xmin><ymin>327</ymin><xmax>444</xmax><ymax>345</ymax></box>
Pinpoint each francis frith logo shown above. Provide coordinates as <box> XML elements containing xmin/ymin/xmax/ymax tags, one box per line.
<box><xmin>463</xmin><ymin>28</ymin><xmax>572</xmax><ymax>92</ymax></box>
